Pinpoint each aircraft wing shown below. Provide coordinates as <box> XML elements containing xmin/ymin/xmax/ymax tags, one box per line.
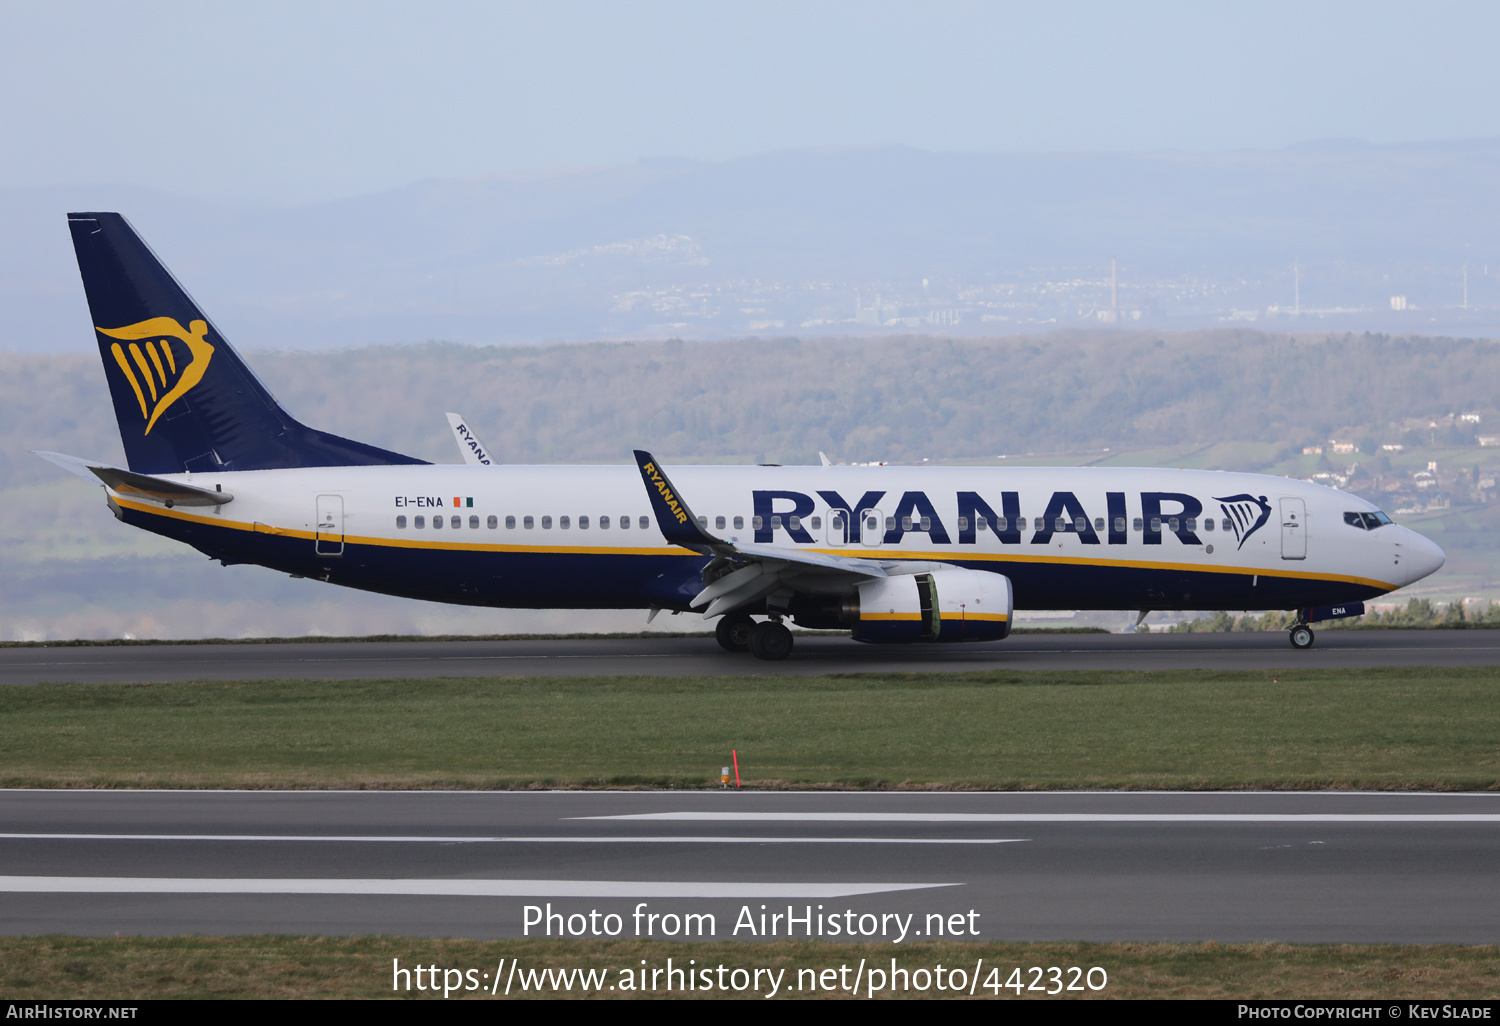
<box><xmin>33</xmin><ymin>450</ymin><xmax>233</xmax><ymax>506</ymax></box>
<box><xmin>632</xmin><ymin>449</ymin><xmax>886</xmax><ymax>616</ymax></box>
<box><xmin>446</xmin><ymin>412</ymin><xmax>495</xmax><ymax>465</ymax></box>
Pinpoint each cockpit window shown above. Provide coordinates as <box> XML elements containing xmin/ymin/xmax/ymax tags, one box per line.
<box><xmin>1345</xmin><ymin>511</ymin><xmax>1393</xmax><ymax>530</ymax></box>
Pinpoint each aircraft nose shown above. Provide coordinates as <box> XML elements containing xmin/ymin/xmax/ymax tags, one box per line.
<box><xmin>1397</xmin><ymin>529</ymin><xmax>1445</xmax><ymax>585</ymax></box>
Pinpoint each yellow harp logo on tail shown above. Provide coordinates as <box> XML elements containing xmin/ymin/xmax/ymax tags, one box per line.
<box><xmin>96</xmin><ymin>318</ymin><xmax>215</xmax><ymax>435</ymax></box>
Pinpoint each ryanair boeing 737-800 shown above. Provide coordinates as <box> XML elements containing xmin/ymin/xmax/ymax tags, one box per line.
<box><xmin>37</xmin><ymin>213</ymin><xmax>1446</xmax><ymax>659</ymax></box>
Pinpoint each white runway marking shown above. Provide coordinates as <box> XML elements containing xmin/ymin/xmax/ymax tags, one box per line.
<box><xmin>0</xmin><ymin>877</ymin><xmax>957</xmax><ymax>898</ymax></box>
<box><xmin>579</xmin><ymin>812</ymin><xmax>1500</xmax><ymax>823</ymax></box>
<box><xmin>0</xmin><ymin>833</ymin><xmax>1023</xmax><ymax>845</ymax></box>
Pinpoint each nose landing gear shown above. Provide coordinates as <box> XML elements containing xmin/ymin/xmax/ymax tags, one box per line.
<box><xmin>1288</xmin><ymin>623</ymin><xmax>1315</xmax><ymax>649</ymax></box>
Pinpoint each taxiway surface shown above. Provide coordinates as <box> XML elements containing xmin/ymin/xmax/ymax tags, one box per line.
<box><xmin>1</xmin><ymin>790</ymin><xmax>1497</xmax><ymax>943</ymax></box>
<box><xmin>3</xmin><ymin>629</ymin><xmax>1498</xmax><ymax>685</ymax></box>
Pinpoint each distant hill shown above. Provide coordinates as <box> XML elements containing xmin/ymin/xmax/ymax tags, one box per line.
<box><xmin>7</xmin><ymin>141</ymin><xmax>1500</xmax><ymax>351</ymax></box>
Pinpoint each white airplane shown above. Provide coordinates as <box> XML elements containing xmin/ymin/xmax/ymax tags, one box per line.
<box><xmin>38</xmin><ymin>213</ymin><xmax>1446</xmax><ymax>659</ymax></box>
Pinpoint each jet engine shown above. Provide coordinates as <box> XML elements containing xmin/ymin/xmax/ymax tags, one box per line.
<box><xmin>850</xmin><ymin>568</ymin><xmax>1012</xmax><ymax>644</ymax></box>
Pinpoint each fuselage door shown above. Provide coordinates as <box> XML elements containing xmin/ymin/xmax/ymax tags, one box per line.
<box><xmin>316</xmin><ymin>494</ymin><xmax>345</xmax><ymax>556</ymax></box>
<box><xmin>858</xmin><ymin>508</ymin><xmax>884</xmax><ymax>549</ymax></box>
<box><xmin>1280</xmin><ymin>497</ymin><xmax>1306</xmax><ymax>560</ymax></box>
<box><xmin>827</xmin><ymin>509</ymin><xmax>848</xmax><ymax>546</ymax></box>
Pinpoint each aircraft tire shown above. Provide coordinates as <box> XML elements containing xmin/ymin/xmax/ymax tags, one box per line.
<box><xmin>1289</xmin><ymin>625</ymin><xmax>1315</xmax><ymax>650</ymax></box>
<box><xmin>716</xmin><ymin>613</ymin><xmax>755</xmax><ymax>652</ymax></box>
<box><xmin>749</xmin><ymin>620</ymin><xmax>794</xmax><ymax>661</ymax></box>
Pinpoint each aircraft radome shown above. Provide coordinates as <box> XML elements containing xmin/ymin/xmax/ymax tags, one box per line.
<box><xmin>37</xmin><ymin>213</ymin><xmax>1446</xmax><ymax>660</ymax></box>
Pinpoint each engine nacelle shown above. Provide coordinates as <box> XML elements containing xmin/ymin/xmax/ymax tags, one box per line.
<box><xmin>851</xmin><ymin>569</ymin><xmax>1013</xmax><ymax>644</ymax></box>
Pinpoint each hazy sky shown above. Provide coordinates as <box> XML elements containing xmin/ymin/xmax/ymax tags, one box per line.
<box><xmin>6</xmin><ymin>1</ymin><xmax>1500</xmax><ymax>205</ymax></box>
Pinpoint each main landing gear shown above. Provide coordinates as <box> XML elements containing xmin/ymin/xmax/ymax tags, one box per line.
<box><xmin>715</xmin><ymin>613</ymin><xmax>755</xmax><ymax>652</ymax></box>
<box><xmin>1288</xmin><ymin>623</ymin><xmax>1315</xmax><ymax>650</ymax></box>
<box><xmin>715</xmin><ymin>613</ymin><xmax>793</xmax><ymax>661</ymax></box>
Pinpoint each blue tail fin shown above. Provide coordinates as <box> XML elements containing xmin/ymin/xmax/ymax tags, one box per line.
<box><xmin>66</xmin><ymin>212</ymin><xmax>427</xmax><ymax>474</ymax></box>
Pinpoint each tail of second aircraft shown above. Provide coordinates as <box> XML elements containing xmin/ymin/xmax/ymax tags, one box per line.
<box><xmin>66</xmin><ymin>212</ymin><xmax>426</xmax><ymax>475</ymax></box>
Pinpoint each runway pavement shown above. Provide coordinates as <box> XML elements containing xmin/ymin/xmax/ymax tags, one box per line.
<box><xmin>1</xmin><ymin>790</ymin><xmax>1496</xmax><ymax>942</ymax></box>
<box><xmin>4</xmin><ymin>629</ymin><xmax>1500</xmax><ymax>684</ymax></box>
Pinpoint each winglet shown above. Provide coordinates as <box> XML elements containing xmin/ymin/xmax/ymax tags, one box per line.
<box><xmin>633</xmin><ymin>450</ymin><xmax>725</xmax><ymax>553</ymax></box>
<box><xmin>446</xmin><ymin>412</ymin><xmax>494</xmax><ymax>465</ymax></box>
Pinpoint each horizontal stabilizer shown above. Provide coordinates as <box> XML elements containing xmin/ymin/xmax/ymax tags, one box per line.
<box><xmin>33</xmin><ymin>451</ymin><xmax>232</xmax><ymax>507</ymax></box>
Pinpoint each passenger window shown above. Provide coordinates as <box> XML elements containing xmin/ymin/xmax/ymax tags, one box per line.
<box><xmin>957</xmin><ymin>516</ymin><xmax>970</xmax><ymax>531</ymax></box>
<box><xmin>451</xmin><ymin>515</ymin><xmax>461</xmax><ymax>529</ymax></box>
<box><xmin>579</xmin><ymin>515</ymin><xmax>589</xmax><ymax>529</ymax></box>
<box><xmin>488</xmin><ymin>515</ymin><xmax>498</xmax><ymax>529</ymax></box>
<box><xmin>505</xmin><ymin>515</ymin><xmax>516</xmax><ymax>529</ymax></box>
<box><xmin>832</xmin><ymin>514</ymin><xmax>845</xmax><ymax>531</ymax></box>
<box><xmin>639</xmin><ymin>516</ymin><xmax>649</xmax><ymax>529</ymax></box>
<box><xmin>600</xmin><ymin>516</ymin><xmax>610</xmax><ymax>529</ymax></box>
<box><xmin>716</xmin><ymin>516</ymin><xmax>726</xmax><ymax>530</ymax></box>
<box><xmin>1168</xmin><ymin>517</ymin><xmax>1179</xmax><ymax>533</ymax></box>
<box><xmin>698</xmin><ymin>515</ymin><xmax>707</xmax><ymax>528</ymax></box>
<box><xmin>733</xmin><ymin>516</ymin><xmax>744</xmax><ymax>530</ymax></box>
<box><xmin>433</xmin><ymin>515</ymin><xmax>444</xmax><ymax>530</ymax></box>
<box><xmin>1094</xmin><ymin>517</ymin><xmax>1104</xmax><ymax>531</ymax></box>
<box><xmin>560</xmin><ymin>515</ymin><xmax>570</xmax><ymax>529</ymax></box>
<box><xmin>396</xmin><ymin>515</ymin><xmax>407</xmax><ymax>529</ymax></box>
<box><xmin>542</xmin><ymin>516</ymin><xmax>553</xmax><ymax>529</ymax></box>
<box><xmin>1015</xmin><ymin>517</ymin><xmax>1027</xmax><ymax>531</ymax></box>
<box><xmin>771</xmin><ymin>515</ymin><xmax>783</xmax><ymax>529</ymax></box>
<box><xmin>1133</xmin><ymin>517</ymin><xmax>1144</xmax><ymax>531</ymax></box>
<box><xmin>1203</xmin><ymin>517</ymin><xmax>1214</xmax><ymax>532</ymax></box>
<box><xmin>867</xmin><ymin>516</ymin><xmax>879</xmax><ymax>534</ymax></box>
<box><xmin>886</xmin><ymin>517</ymin><xmax>895</xmax><ymax>531</ymax></box>
<box><xmin>789</xmin><ymin>515</ymin><xmax>801</xmax><ymax>531</ymax></box>
<box><xmin>1222</xmin><ymin>518</ymin><xmax>1232</xmax><ymax>531</ymax></box>
<box><xmin>415</xmin><ymin>515</ymin><xmax>425</xmax><ymax>529</ymax></box>
<box><xmin>810</xmin><ymin>516</ymin><xmax>821</xmax><ymax>530</ymax></box>
<box><xmin>1150</xmin><ymin>517</ymin><xmax>1162</xmax><ymax>532</ymax></box>
<box><xmin>753</xmin><ymin>516</ymin><xmax>764</xmax><ymax>530</ymax></box>
<box><xmin>523</xmin><ymin>515</ymin><xmax>534</xmax><ymax>529</ymax></box>
<box><xmin>1114</xmin><ymin>517</ymin><xmax>1126</xmax><ymax>533</ymax></box>
<box><xmin>901</xmin><ymin>516</ymin><xmax>912</xmax><ymax>531</ymax></box>
<box><xmin>920</xmin><ymin>516</ymin><xmax>931</xmax><ymax>531</ymax></box>
<box><xmin>619</xmin><ymin>515</ymin><xmax>628</xmax><ymax>530</ymax></box>
<box><xmin>469</xmin><ymin>515</ymin><xmax>479</xmax><ymax>529</ymax></box>
<box><xmin>1184</xmin><ymin>517</ymin><xmax>1195</xmax><ymax>531</ymax></box>
<box><xmin>994</xmin><ymin>516</ymin><xmax>1007</xmax><ymax>531</ymax></box>
<box><xmin>976</xmin><ymin>515</ymin><xmax>987</xmax><ymax>531</ymax></box>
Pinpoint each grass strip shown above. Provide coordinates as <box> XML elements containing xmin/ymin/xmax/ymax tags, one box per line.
<box><xmin>1</xmin><ymin>936</ymin><xmax>1496</xmax><ymax>999</ymax></box>
<box><xmin>1</xmin><ymin>667</ymin><xmax>1498</xmax><ymax>789</ymax></box>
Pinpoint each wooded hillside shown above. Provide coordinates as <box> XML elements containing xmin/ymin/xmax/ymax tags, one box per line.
<box><xmin>5</xmin><ymin>330</ymin><xmax>1498</xmax><ymax>486</ymax></box>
